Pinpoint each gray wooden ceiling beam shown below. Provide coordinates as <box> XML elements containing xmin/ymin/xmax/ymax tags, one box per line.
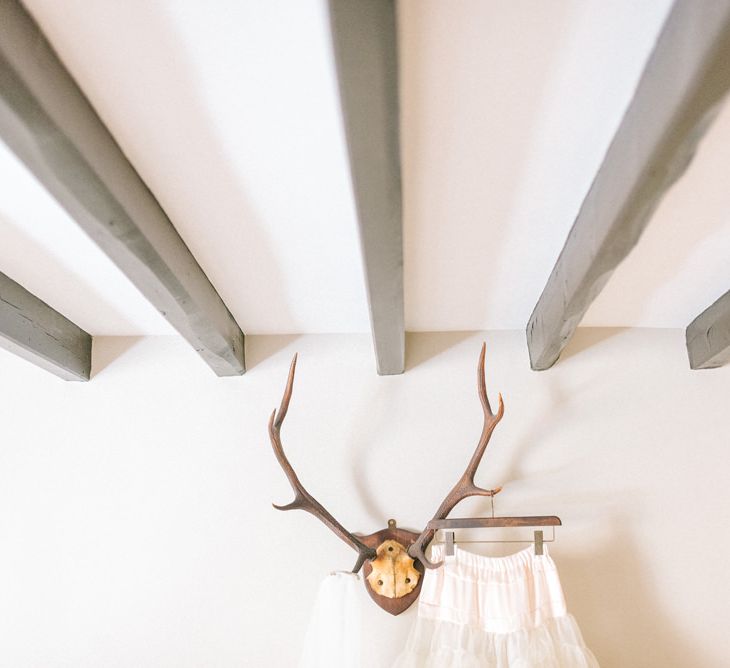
<box><xmin>328</xmin><ymin>0</ymin><xmax>404</xmax><ymax>375</ymax></box>
<box><xmin>0</xmin><ymin>1</ymin><xmax>244</xmax><ymax>376</ymax></box>
<box><xmin>0</xmin><ymin>271</ymin><xmax>91</xmax><ymax>381</ymax></box>
<box><xmin>686</xmin><ymin>290</ymin><xmax>730</xmax><ymax>369</ymax></box>
<box><xmin>527</xmin><ymin>0</ymin><xmax>730</xmax><ymax>370</ymax></box>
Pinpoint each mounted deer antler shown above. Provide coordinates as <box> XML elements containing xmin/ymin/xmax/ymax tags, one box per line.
<box><xmin>267</xmin><ymin>343</ymin><xmax>504</xmax><ymax>613</ymax></box>
<box><xmin>408</xmin><ymin>342</ymin><xmax>504</xmax><ymax>568</ymax></box>
<box><xmin>268</xmin><ymin>354</ymin><xmax>377</xmax><ymax>574</ymax></box>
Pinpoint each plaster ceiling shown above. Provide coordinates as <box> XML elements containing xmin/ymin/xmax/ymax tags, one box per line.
<box><xmin>3</xmin><ymin>0</ymin><xmax>728</xmax><ymax>337</ymax></box>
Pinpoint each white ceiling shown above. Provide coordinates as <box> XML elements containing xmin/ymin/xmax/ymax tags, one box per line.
<box><xmin>0</xmin><ymin>142</ymin><xmax>174</xmax><ymax>335</ymax></box>
<box><xmin>3</xmin><ymin>0</ymin><xmax>728</xmax><ymax>337</ymax></box>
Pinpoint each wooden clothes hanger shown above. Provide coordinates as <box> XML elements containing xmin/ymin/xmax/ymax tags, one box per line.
<box><xmin>428</xmin><ymin>496</ymin><xmax>561</xmax><ymax>556</ymax></box>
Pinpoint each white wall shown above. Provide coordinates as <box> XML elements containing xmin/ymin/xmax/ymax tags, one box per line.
<box><xmin>0</xmin><ymin>330</ymin><xmax>728</xmax><ymax>667</ymax></box>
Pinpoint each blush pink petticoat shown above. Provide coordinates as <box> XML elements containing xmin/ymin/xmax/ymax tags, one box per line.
<box><xmin>392</xmin><ymin>544</ymin><xmax>599</xmax><ymax>667</ymax></box>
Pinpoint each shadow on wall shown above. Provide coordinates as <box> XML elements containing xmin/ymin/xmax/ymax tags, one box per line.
<box><xmin>91</xmin><ymin>337</ymin><xmax>144</xmax><ymax>377</ymax></box>
<box><xmin>349</xmin><ymin>377</ymin><xmax>404</xmax><ymax>523</ymax></box>
<box><xmin>405</xmin><ymin>331</ymin><xmax>476</xmax><ymax>370</ymax></box>
<box><xmin>244</xmin><ymin>335</ymin><xmax>302</xmax><ymax>370</ymax></box>
<box><xmin>498</xmin><ymin>370</ymin><xmax>570</xmax><ymax>488</ymax></box>
<box><xmin>556</xmin><ymin>327</ymin><xmax>630</xmax><ymax>366</ymax></box>
<box><xmin>559</xmin><ymin>516</ymin><xmax>701</xmax><ymax>668</ymax></box>
<box><xmin>404</xmin><ymin>329</ymin><xmax>633</xmax><ymax>373</ymax></box>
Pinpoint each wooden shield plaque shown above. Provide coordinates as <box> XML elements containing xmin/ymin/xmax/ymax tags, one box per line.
<box><xmin>358</xmin><ymin>521</ymin><xmax>425</xmax><ymax>615</ymax></box>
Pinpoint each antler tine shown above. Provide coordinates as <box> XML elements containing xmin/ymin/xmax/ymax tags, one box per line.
<box><xmin>268</xmin><ymin>354</ymin><xmax>377</xmax><ymax>572</ymax></box>
<box><xmin>409</xmin><ymin>343</ymin><xmax>504</xmax><ymax>569</ymax></box>
<box><xmin>462</xmin><ymin>342</ymin><xmax>504</xmax><ymax>494</ymax></box>
<box><xmin>273</xmin><ymin>353</ymin><xmax>297</xmax><ymax>430</ymax></box>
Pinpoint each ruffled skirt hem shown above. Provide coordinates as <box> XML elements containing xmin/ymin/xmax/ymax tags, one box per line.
<box><xmin>392</xmin><ymin>613</ymin><xmax>599</xmax><ymax>668</ymax></box>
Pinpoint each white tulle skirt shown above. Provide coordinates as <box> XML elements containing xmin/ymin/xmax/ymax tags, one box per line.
<box><xmin>392</xmin><ymin>545</ymin><xmax>599</xmax><ymax>667</ymax></box>
<box><xmin>298</xmin><ymin>572</ymin><xmax>362</xmax><ymax>668</ymax></box>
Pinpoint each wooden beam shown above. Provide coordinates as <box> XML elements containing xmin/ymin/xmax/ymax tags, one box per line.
<box><xmin>686</xmin><ymin>290</ymin><xmax>730</xmax><ymax>369</ymax></box>
<box><xmin>328</xmin><ymin>0</ymin><xmax>404</xmax><ymax>375</ymax></box>
<box><xmin>0</xmin><ymin>271</ymin><xmax>91</xmax><ymax>381</ymax></box>
<box><xmin>527</xmin><ymin>0</ymin><xmax>730</xmax><ymax>370</ymax></box>
<box><xmin>0</xmin><ymin>1</ymin><xmax>244</xmax><ymax>376</ymax></box>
